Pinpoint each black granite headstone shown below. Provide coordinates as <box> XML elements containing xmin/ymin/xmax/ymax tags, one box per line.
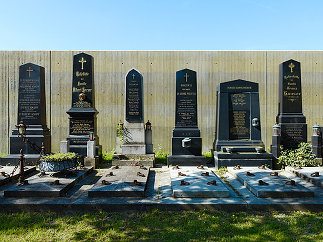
<box><xmin>17</xmin><ymin>64</ymin><xmax>45</xmax><ymax>126</ymax></box>
<box><xmin>214</xmin><ymin>80</ymin><xmax>272</xmax><ymax>169</ymax></box>
<box><xmin>168</xmin><ymin>69</ymin><xmax>205</xmax><ymax>166</ymax></box>
<box><xmin>276</xmin><ymin>59</ymin><xmax>307</xmax><ymax>149</ymax></box>
<box><xmin>175</xmin><ymin>70</ymin><xmax>197</xmax><ymax>128</ymax></box>
<box><xmin>66</xmin><ymin>53</ymin><xmax>101</xmax><ymax>156</ymax></box>
<box><xmin>126</xmin><ymin>69</ymin><xmax>143</xmax><ymax>121</ymax></box>
<box><xmin>6</xmin><ymin>63</ymin><xmax>51</xmax><ymax>161</ymax></box>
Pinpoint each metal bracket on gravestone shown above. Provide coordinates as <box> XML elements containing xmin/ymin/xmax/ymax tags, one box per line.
<box><xmin>182</xmin><ymin>138</ymin><xmax>192</xmax><ymax>148</ymax></box>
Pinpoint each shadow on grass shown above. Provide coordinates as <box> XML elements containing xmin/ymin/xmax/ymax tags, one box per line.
<box><xmin>0</xmin><ymin>210</ymin><xmax>322</xmax><ymax>241</ymax></box>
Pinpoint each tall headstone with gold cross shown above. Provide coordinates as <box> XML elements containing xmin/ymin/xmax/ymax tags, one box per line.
<box><xmin>0</xmin><ymin>63</ymin><xmax>51</xmax><ymax>165</ymax></box>
<box><xmin>66</xmin><ymin>53</ymin><xmax>101</xmax><ymax>157</ymax></box>
<box><xmin>167</xmin><ymin>68</ymin><xmax>206</xmax><ymax>166</ymax></box>
<box><xmin>275</xmin><ymin>59</ymin><xmax>307</xmax><ymax>151</ymax></box>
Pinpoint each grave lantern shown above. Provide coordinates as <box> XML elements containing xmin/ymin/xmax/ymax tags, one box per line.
<box><xmin>273</xmin><ymin>123</ymin><xmax>281</xmax><ymax>136</ymax></box>
<box><xmin>89</xmin><ymin>131</ymin><xmax>95</xmax><ymax>141</ymax></box>
<box><xmin>145</xmin><ymin>120</ymin><xmax>151</xmax><ymax>131</ymax></box>
<box><xmin>16</xmin><ymin>121</ymin><xmax>27</xmax><ymax>136</ymax></box>
<box><xmin>313</xmin><ymin>124</ymin><xmax>320</xmax><ymax>136</ymax></box>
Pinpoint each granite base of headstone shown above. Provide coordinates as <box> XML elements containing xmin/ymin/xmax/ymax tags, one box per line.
<box><xmin>112</xmin><ymin>69</ymin><xmax>154</xmax><ymax>167</ymax></box>
<box><xmin>0</xmin><ymin>63</ymin><xmax>51</xmax><ymax>165</ymax></box>
<box><xmin>274</xmin><ymin>60</ymin><xmax>307</xmax><ymax>152</ymax></box>
<box><xmin>213</xmin><ymin>80</ymin><xmax>273</xmax><ymax>169</ymax></box>
<box><xmin>65</xmin><ymin>53</ymin><xmax>101</xmax><ymax>157</ymax></box>
<box><xmin>167</xmin><ymin>69</ymin><xmax>206</xmax><ymax>166</ymax></box>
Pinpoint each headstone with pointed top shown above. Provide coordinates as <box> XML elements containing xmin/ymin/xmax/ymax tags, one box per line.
<box><xmin>167</xmin><ymin>69</ymin><xmax>206</xmax><ymax>166</ymax></box>
<box><xmin>0</xmin><ymin>63</ymin><xmax>51</xmax><ymax>165</ymax></box>
<box><xmin>112</xmin><ymin>69</ymin><xmax>154</xmax><ymax>167</ymax></box>
<box><xmin>275</xmin><ymin>59</ymin><xmax>307</xmax><ymax>150</ymax></box>
<box><xmin>66</xmin><ymin>53</ymin><xmax>101</xmax><ymax>157</ymax></box>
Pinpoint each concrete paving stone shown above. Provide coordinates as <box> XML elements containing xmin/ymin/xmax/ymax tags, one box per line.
<box><xmin>170</xmin><ymin>166</ymin><xmax>230</xmax><ymax>198</ymax></box>
<box><xmin>88</xmin><ymin>166</ymin><xmax>150</xmax><ymax>197</ymax></box>
<box><xmin>286</xmin><ymin>166</ymin><xmax>323</xmax><ymax>188</ymax></box>
<box><xmin>4</xmin><ymin>167</ymin><xmax>93</xmax><ymax>198</ymax></box>
<box><xmin>0</xmin><ymin>166</ymin><xmax>36</xmax><ymax>185</ymax></box>
<box><xmin>228</xmin><ymin>166</ymin><xmax>314</xmax><ymax>198</ymax></box>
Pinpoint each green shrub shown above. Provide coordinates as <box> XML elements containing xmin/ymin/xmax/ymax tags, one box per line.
<box><xmin>40</xmin><ymin>153</ymin><xmax>77</xmax><ymax>162</ymax></box>
<box><xmin>278</xmin><ymin>142</ymin><xmax>321</xmax><ymax>168</ymax></box>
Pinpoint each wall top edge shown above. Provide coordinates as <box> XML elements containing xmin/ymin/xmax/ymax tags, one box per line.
<box><xmin>1</xmin><ymin>50</ymin><xmax>323</xmax><ymax>52</ymax></box>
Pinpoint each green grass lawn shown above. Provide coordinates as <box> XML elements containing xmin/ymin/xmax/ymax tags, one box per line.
<box><xmin>0</xmin><ymin>210</ymin><xmax>322</xmax><ymax>241</ymax></box>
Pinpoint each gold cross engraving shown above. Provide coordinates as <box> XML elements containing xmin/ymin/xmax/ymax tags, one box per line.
<box><xmin>79</xmin><ymin>57</ymin><xmax>86</xmax><ymax>70</ymax></box>
<box><xmin>132</xmin><ymin>74</ymin><xmax>135</xmax><ymax>79</ymax></box>
<box><xmin>289</xmin><ymin>62</ymin><xmax>295</xmax><ymax>73</ymax></box>
<box><xmin>26</xmin><ymin>67</ymin><xmax>33</xmax><ymax>78</ymax></box>
<box><xmin>184</xmin><ymin>73</ymin><xmax>189</xmax><ymax>82</ymax></box>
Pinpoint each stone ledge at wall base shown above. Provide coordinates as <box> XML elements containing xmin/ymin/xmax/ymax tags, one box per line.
<box><xmin>112</xmin><ymin>154</ymin><xmax>155</xmax><ymax>167</ymax></box>
<box><xmin>214</xmin><ymin>151</ymin><xmax>273</xmax><ymax>170</ymax></box>
<box><xmin>167</xmin><ymin>155</ymin><xmax>207</xmax><ymax>167</ymax></box>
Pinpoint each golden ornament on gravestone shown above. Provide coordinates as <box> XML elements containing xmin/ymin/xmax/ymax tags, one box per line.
<box><xmin>79</xmin><ymin>93</ymin><xmax>86</xmax><ymax>101</ymax></box>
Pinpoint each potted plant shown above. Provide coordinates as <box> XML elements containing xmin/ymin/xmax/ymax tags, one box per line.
<box><xmin>39</xmin><ymin>153</ymin><xmax>79</xmax><ymax>172</ymax></box>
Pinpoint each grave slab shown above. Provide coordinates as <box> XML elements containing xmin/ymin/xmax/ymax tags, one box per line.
<box><xmin>170</xmin><ymin>166</ymin><xmax>230</xmax><ymax>198</ymax></box>
<box><xmin>228</xmin><ymin>166</ymin><xmax>314</xmax><ymax>198</ymax></box>
<box><xmin>0</xmin><ymin>166</ymin><xmax>36</xmax><ymax>185</ymax></box>
<box><xmin>88</xmin><ymin>166</ymin><xmax>150</xmax><ymax>197</ymax></box>
<box><xmin>286</xmin><ymin>166</ymin><xmax>323</xmax><ymax>188</ymax></box>
<box><xmin>4</xmin><ymin>167</ymin><xmax>93</xmax><ymax>197</ymax></box>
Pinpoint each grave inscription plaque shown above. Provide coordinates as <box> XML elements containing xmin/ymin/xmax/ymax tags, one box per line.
<box><xmin>175</xmin><ymin>71</ymin><xmax>197</xmax><ymax>128</ymax></box>
<box><xmin>126</xmin><ymin>70</ymin><xmax>143</xmax><ymax>121</ymax></box>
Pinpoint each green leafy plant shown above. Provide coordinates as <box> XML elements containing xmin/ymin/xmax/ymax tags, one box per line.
<box><xmin>102</xmin><ymin>149</ymin><xmax>115</xmax><ymax>163</ymax></box>
<box><xmin>203</xmin><ymin>150</ymin><xmax>213</xmax><ymax>163</ymax></box>
<box><xmin>117</xmin><ymin>122</ymin><xmax>124</xmax><ymax>147</ymax></box>
<box><xmin>40</xmin><ymin>153</ymin><xmax>77</xmax><ymax>163</ymax></box>
<box><xmin>154</xmin><ymin>144</ymin><xmax>169</xmax><ymax>164</ymax></box>
<box><xmin>278</xmin><ymin>142</ymin><xmax>321</xmax><ymax>168</ymax></box>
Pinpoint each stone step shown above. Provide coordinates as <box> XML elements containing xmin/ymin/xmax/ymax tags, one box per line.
<box><xmin>228</xmin><ymin>166</ymin><xmax>314</xmax><ymax>198</ymax></box>
<box><xmin>169</xmin><ymin>166</ymin><xmax>230</xmax><ymax>198</ymax></box>
<box><xmin>88</xmin><ymin>166</ymin><xmax>150</xmax><ymax>197</ymax></box>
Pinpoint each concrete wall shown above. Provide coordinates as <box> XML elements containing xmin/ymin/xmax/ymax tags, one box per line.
<box><xmin>1</xmin><ymin>51</ymin><xmax>323</xmax><ymax>154</ymax></box>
